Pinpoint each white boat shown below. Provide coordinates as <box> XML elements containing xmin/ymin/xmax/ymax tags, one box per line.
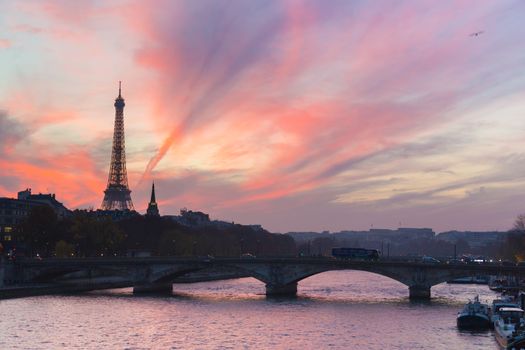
<box><xmin>492</xmin><ymin>296</ymin><xmax>521</xmax><ymax>326</ymax></box>
<box><xmin>493</xmin><ymin>307</ymin><xmax>525</xmax><ymax>349</ymax></box>
<box><xmin>457</xmin><ymin>295</ymin><xmax>490</xmax><ymax>329</ymax></box>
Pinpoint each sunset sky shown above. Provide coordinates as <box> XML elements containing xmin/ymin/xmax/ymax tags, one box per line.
<box><xmin>1</xmin><ymin>0</ymin><xmax>525</xmax><ymax>233</ymax></box>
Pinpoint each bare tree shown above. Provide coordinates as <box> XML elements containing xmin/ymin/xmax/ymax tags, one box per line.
<box><xmin>501</xmin><ymin>214</ymin><xmax>525</xmax><ymax>261</ymax></box>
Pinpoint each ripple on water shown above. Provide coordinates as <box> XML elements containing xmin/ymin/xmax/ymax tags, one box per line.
<box><xmin>1</xmin><ymin>271</ymin><xmax>503</xmax><ymax>349</ymax></box>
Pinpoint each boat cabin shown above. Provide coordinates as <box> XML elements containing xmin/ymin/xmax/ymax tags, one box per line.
<box><xmin>499</xmin><ymin>307</ymin><xmax>524</xmax><ymax>324</ymax></box>
<box><xmin>493</xmin><ymin>300</ymin><xmax>520</xmax><ymax>314</ymax></box>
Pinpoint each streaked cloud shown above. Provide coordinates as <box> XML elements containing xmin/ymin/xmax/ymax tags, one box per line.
<box><xmin>1</xmin><ymin>0</ymin><xmax>525</xmax><ymax>232</ymax></box>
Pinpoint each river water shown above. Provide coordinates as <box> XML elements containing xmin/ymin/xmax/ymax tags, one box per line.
<box><xmin>0</xmin><ymin>271</ymin><xmax>501</xmax><ymax>349</ymax></box>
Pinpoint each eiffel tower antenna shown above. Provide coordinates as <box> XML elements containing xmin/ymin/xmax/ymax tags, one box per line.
<box><xmin>100</xmin><ymin>82</ymin><xmax>134</xmax><ymax>211</ymax></box>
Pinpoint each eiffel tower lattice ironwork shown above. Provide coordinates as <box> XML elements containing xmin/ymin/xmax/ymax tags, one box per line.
<box><xmin>100</xmin><ymin>82</ymin><xmax>134</xmax><ymax>211</ymax></box>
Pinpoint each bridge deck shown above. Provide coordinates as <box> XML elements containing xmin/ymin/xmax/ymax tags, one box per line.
<box><xmin>4</xmin><ymin>257</ymin><xmax>524</xmax><ymax>300</ymax></box>
<box><xmin>12</xmin><ymin>256</ymin><xmax>525</xmax><ymax>274</ymax></box>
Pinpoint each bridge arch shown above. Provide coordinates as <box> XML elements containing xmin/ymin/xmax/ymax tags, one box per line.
<box><xmin>204</xmin><ymin>262</ymin><xmax>419</xmax><ymax>297</ymax></box>
<box><xmin>289</xmin><ymin>268</ymin><xmax>410</xmax><ymax>288</ymax></box>
<box><xmin>30</xmin><ymin>267</ymin><xmax>85</xmax><ymax>283</ymax></box>
<box><xmin>212</xmin><ymin>261</ymin><xmax>491</xmax><ymax>299</ymax></box>
<box><xmin>149</xmin><ymin>265</ymin><xmax>208</xmax><ymax>284</ymax></box>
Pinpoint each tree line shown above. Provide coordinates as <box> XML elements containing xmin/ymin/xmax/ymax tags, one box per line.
<box><xmin>9</xmin><ymin>205</ymin><xmax>525</xmax><ymax>261</ymax></box>
<box><xmin>11</xmin><ymin>206</ymin><xmax>296</xmax><ymax>258</ymax></box>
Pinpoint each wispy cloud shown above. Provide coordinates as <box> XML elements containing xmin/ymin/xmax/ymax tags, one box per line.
<box><xmin>1</xmin><ymin>0</ymin><xmax>524</xmax><ymax>232</ymax></box>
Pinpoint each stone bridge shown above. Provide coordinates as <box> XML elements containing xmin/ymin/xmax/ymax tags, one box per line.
<box><xmin>2</xmin><ymin>257</ymin><xmax>525</xmax><ymax>299</ymax></box>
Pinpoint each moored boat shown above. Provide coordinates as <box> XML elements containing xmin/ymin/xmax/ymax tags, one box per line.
<box><xmin>493</xmin><ymin>307</ymin><xmax>525</xmax><ymax>349</ymax></box>
<box><xmin>457</xmin><ymin>295</ymin><xmax>490</xmax><ymax>329</ymax></box>
<box><xmin>492</xmin><ymin>296</ymin><xmax>521</xmax><ymax>327</ymax></box>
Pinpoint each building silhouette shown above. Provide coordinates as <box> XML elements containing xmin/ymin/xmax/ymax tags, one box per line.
<box><xmin>146</xmin><ymin>182</ymin><xmax>160</xmax><ymax>217</ymax></box>
<box><xmin>0</xmin><ymin>188</ymin><xmax>69</xmax><ymax>248</ymax></box>
<box><xmin>100</xmin><ymin>82</ymin><xmax>134</xmax><ymax>211</ymax></box>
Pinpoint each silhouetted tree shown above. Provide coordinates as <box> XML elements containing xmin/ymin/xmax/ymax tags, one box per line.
<box><xmin>71</xmin><ymin>212</ymin><xmax>125</xmax><ymax>257</ymax></box>
<box><xmin>14</xmin><ymin>206</ymin><xmax>297</xmax><ymax>258</ymax></box>
<box><xmin>501</xmin><ymin>214</ymin><xmax>525</xmax><ymax>261</ymax></box>
<box><xmin>55</xmin><ymin>240</ymin><xmax>75</xmax><ymax>258</ymax></box>
<box><xmin>17</xmin><ymin>206</ymin><xmax>63</xmax><ymax>256</ymax></box>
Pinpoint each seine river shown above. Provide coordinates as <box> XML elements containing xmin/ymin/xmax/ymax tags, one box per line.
<box><xmin>0</xmin><ymin>271</ymin><xmax>500</xmax><ymax>349</ymax></box>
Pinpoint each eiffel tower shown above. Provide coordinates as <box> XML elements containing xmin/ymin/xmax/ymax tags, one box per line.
<box><xmin>100</xmin><ymin>82</ymin><xmax>134</xmax><ymax>211</ymax></box>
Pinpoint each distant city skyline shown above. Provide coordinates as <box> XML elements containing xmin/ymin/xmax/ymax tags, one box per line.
<box><xmin>1</xmin><ymin>1</ymin><xmax>525</xmax><ymax>233</ymax></box>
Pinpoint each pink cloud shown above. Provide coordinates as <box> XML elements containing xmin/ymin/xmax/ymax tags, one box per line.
<box><xmin>112</xmin><ymin>1</ymin><xmax>517</xmax><ymax>210</ymax></box>
<box><xmin>0</xmin><ymin>39</ymin><xmax>11</xmax><ymax>49</ymax></box>
<box><xmin>2</xmin><ymin>0</ymin><xmax>525</xmax><ymax>232</ymax></box>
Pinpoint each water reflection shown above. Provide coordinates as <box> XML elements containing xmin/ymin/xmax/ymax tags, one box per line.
<box><xmin>1</xmin><ymin>271</ymin><xmax>503</xmax><ymax>349</ymax></box>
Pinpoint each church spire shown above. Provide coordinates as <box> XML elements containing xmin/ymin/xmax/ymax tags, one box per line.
<box><xmin>146</xmin><ymin>181</ymin><xmax>160</xmax><ymax>217</ymax></box>
<box><xmin>150</xmin><ymin>182</ymin><xmax>156</xmax><ymax>203</ymax></box>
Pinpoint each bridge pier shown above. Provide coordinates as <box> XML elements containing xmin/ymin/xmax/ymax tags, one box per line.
<box><xmin>265</xmin><ymin>282</ymin><xmax>297</xmax><ymax>296</ymax></box>
<box><xmin>409</xmin><ymin>285</ymin><xmax>431</xmax><ymax>300</ymax></box>
<box><xmin>133</xmin><ymin>282</ymin><xmax>173</xmax><ymax>294</ymax></box>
